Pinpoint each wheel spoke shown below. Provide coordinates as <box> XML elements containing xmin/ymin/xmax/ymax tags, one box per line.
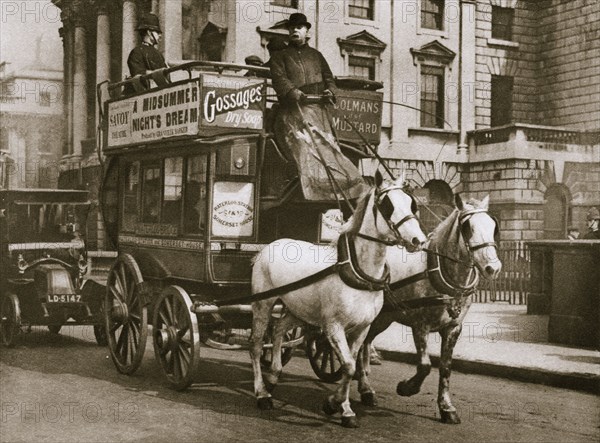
<box><xmin>158</xmin><ymin>310</ymin><xmax>170</xmax><ymax>327</ymax></box>
<box><xmin>178</xmin><ymin>345</ymin><xmax>191</xmax><ymax>366</ymax></box>
<box><xmin>313</xmin><ymin>342</ymin><xmax>324</xmax><ymax>361</ymax></box>
<box><xmin>116</xmin><ymin>326</ymin><xmax>127</xmax><ymax>357</ymax></box>
<box><xmin>110</xmin><ymin>322</ymin><xmax>122</xmax><ymax>335</ymax></box>
<box><xmin>118</xmin><ymin>264</ymin><xmax>129</xmax><ymax>300</ymax></box>
<box><xmin>108</xmin><ymin>284</ymin><xmax>124</xmax><ymax>303</ymax></box>
<box><xmin>167</xmin><ymin>352</ymin><xmax>174</xmax><ymax>375</ymax></box>
<box><xmin>329</xmin><ymin>349</ymin><xmax>334</xmax><ymax>373</ymax></box>
<box><xmin>113</xmin><ymin>269</ymin><xmax>126</xmax><ymax>300</ymax></box>
<box><xmin>320</xmin><ymin>350</ymin><xmax>329</xmax><ymax>372</ymax></box>
<box><xmin>164</xmin><ymin>298</ymin><xmax>175</xmax><ymax>324</ymax></box>
<box><xmin>173</xmin><ymin>351</ymin><xmax>182</xmax><ymax>380</ymax></box>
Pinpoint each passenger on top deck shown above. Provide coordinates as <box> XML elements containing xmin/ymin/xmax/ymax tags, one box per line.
<box><xmin>127</xmin><ymin>13</ymin><xmax>168</xmax><ymax>89</ymax></box>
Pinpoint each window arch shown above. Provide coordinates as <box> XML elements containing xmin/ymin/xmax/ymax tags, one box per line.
<box><xmin>543</xmin><ymin>184</ymin><xmax>571</xmax><ymax>239</ymax></box>
<box><xmin>419</xmin><ymin>179</ymin><xmax>454</xmax><ymax>234</ymax></box>
<box><xmin>198</xmin><ymin>22</ymin><xmax>227</xmax><ymax>62</ymax></box>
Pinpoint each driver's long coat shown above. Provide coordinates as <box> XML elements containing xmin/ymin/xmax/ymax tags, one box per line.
<box><xmin>270</xmin><ymin>43</ymin><xmax>336</xmax><ymax>102</ymax></box>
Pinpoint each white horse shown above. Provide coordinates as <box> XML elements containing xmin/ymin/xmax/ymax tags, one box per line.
<box><xmin>250</xmin><ymin>172</ymin><xmax>427</xmax><ymax>428</ymax></box>
<box><xmin>356</xmin><ymin>194</ymin><xmax>502</xmax><ymax>424</ymax></box>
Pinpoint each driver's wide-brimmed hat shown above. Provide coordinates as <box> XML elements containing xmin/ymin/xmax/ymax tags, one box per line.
<box><xmin>287</xmin><ymin>13</ymin><xmax>311</xmax><ymax>30</ymax></box>
<box><xmin>137</xmin><ymin>13</ymin><xmax>162</xmax><ymax>33</ymax></box>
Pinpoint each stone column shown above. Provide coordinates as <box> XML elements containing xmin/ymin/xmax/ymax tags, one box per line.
<box><xmin>459</xmin><ymin>0</ymin><xmax>477</xmax><ymax>152</ymax></box>
<box><xmin>71</xmin><ymin>1</ymin><xmax>87</xmax><ymax>159</ymax></box>
<box><xmin>96</xmin><ymin>0</ymin><xmax>110</xmax><ymax>130</ymax></box>
<box><xmin>59</xmin><ymin>5</ymin><xmax>74</xmax><ymax>157</ymax></box>
<box><xmin>122</xmin><ymin>0</ymin><xmax>138</xmax><ymax>76</ymax></box>
<box><xmin>159</xmin><ymin>0</ymin><xmax>182</xmax><ymax>63</ymax></box>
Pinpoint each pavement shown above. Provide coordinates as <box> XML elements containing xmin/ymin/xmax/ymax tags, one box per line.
<box><xmin>373</xmin><ymin>303</ymin><xmax>600</xmax><ymax>394</ymax></box>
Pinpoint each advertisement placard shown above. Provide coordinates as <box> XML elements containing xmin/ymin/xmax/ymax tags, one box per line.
<box><xmin>211</xmin><ymin>181</ymin><xmax>255</xmax><ymax>237</ymax></box>
<box><xmin>106</xmin><ymin>80</ymin><xmax>200</xmax><ymax>147</ymax></box>
<box><xmin>200</xmin><ymin>74</ymin><xmax>265</xmax><ymax>130</ymax></box>
<box><xmin>330</xmin><ymin>89</ymin><xmax>383</xmax><ymax>144</ymax></box>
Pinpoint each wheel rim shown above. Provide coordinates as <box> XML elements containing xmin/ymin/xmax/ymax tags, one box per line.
<box><xmin>104</xmin><ymin>254</ymin><xmax>148</xmax><ymax>374</ymax></box>
<box><xmin>261</xmin><ymin>326</ymin><xmax>303</xmax><ymax>369</ymax></box>
<box><xmin>153</xmin><ymin>285</ymin><xmax>201</xmax><ymax>390</ymax></box>
<box><xmin>93</xmin><ymin>325</ymin><xmax>108</xmax><ymax>346</ymax></box>
<box><xmin>306</xmin><ymin>331</ymin><xmax>343</xmax><ymax>383</ymax></box>
<box><xmin>1</xmin><ymin>294</ymin><xmax>21</xmax><ymax>347</ymax></box>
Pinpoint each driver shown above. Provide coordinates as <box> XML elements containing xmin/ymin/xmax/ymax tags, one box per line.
<box><xmin>269</xmin><ymin>13</ymin><xmax>368</xmax><ymax>202</ymax></box>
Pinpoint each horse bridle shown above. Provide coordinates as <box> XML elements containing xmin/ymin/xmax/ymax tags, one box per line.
<box><xmin>357</xmin><ymin>184</ymin><xmax>418</xmax><ymax>246</ymax></box>
<box><xmin>458</xmin><ymin>209</ymin><xmax>499</xmax><ymax>253</ymax></box>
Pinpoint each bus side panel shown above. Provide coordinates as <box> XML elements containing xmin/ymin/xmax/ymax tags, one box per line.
<box><xmin>120</xmin><ymin>245</ymin><xmax>206</xmax><ymax>282</ymax></box>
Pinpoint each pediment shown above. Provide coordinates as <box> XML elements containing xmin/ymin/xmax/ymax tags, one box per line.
<box><xmin>410</xmin><ymin>40</ymin><xmax>456</xmax><ymax>64</ymax></box>
<box><xmin>337</xmin><ymin>30</ymin><xmax>387</xmax><ymax>55</ymax></box>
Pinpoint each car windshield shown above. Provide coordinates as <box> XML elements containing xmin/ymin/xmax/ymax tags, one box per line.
<box><xmin>6</xmin><ymin>203</ymin><xmax>89</xmax><ymax>244</ymax></box>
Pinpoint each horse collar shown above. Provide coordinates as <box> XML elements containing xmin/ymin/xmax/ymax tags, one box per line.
<box><xmin>337</xmin><ymin>233</ymin><xmax>390</xmax><ymax>291</ymax></box>
<box><xmin>426</xmin><ymin>248</ymin><xmax>479</xmax><ymax>317</ymax></box>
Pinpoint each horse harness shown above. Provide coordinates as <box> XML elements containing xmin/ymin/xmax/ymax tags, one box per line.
<box><xmin>212</xmin><ymin>185</ymin><xmax>417</xmax><ymax>307</ymax></box>
<box><xmin>383</xmin><ymin>208</ymin><xmax>498</xmax><ymax>319</ymax></box>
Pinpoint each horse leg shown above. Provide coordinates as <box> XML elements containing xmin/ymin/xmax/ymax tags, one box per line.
<box><xmin>250</xmin><ymin>299</ymin><xmax>276</xmax><ymax>410</ymax></box>
<box><xmin>397</xmin><ymin>325</ymin><xmax>431</xmax><ymax>397</ymax></box>
<box><xmin>322</xmin><ymin>325</ymin><xmax>365</xmax><ymax>428</ymax></box>
<box><xmin>357</xmin><ymin>340</ymin><xmax>378</xmax><ymax>407</ymax></box>
<box><xmin>438</xmin><ymin>323</ymin><xmax>462</xmax><ymax>424</ymax></box>
<box><xmin>357</xmin><ymin>316</ymin><xmax>393</xmax><ymax>407</ymax></box>
<box><xmin>263</xmin><ymin>312</ymin><xmax>301</xmax><ymax>392</ymax></box>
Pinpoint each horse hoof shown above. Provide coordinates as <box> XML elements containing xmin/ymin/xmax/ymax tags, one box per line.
<box><xmin>440</xmin><ymin>410</ymin><xmax>461</xmax><ymax>424</ymax></box>
<box><xmin>322</xmin><ymin>399</ymin><xmax>339</xmax><ymax>416</ymax></box>
<box><xmin>396</xmin><ymin>381</ymin><xmax>419</xmax><ymax>397</ymax></box>
<box><xmin>361</xmin><ymin>392</ymin><xmax>378</xmax><ymax>407</ymax></box>
<box><xmin>341</xmin><ymin>415</ymin><xmax>359</xmax><ymax>428</ymax></box>
<box><xmin>257</xmin><ymin>397</ymin><xmax>274</xmax><ymax>410</ymax></box>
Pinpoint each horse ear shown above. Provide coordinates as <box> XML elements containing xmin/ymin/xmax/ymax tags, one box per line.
<box><xmin>375</xmin><ymin>170</ymin><xmax>383</xmax><ymax>188</ymax></box>
<box><xmin>481</xmin><ymin>195</ymin><xmax>490</xmax><ymax>209</ymax></box>
<box><xmin>455</xmin><ymin>193</ymin><xmax>464</xmax><ymax>210</ymax></box>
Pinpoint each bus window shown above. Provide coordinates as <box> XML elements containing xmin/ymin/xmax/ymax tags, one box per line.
<box><xmin>141</xmin><ymin>164</ymin><xmax>161</xmax><ymax>223</ymax></box>
<box><xmin>122</xmin><ymin>161</ymin><xmax>139</xmax><ymax>231</ymax></box>
<box><xmin>162</xmin><ymin>157</ymin><xmax>183</xmax><ymax>225</ymax></box>
<box><xmin>184</xmin><ymin>155</ymin><xmax>208</xmax><ymax>234</ymax></box>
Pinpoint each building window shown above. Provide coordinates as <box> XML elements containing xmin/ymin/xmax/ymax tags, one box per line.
<box><xmin>198</xmin><ymin>23</ymin><xmax>225</xmax><ymax>62</ymax></box>
<box><xmin>420</xmin><ymin>66</ymin><xmax>445</xmax><ymax>128</ymax></box>
<box><xmin>348</xmin><ymin>56</ymin><xmax>375</xmax><ymax>80</ymax></box>
<box><xmin>349</xmin><ymin>0</ymin><xmax>374</xmax><ymax>20</ymax></box>
<box><xmin>490</xmin><ymin>75</ymin><xmax>513</xmax><ymax>127</ymax></box>
<box><xmin>271</xmin><ymin>0</ymin><xmax>298</xmax><ymax>7</ymax></box>
<box><xmin>492</xmin><ymin>6</ymin><xmax>514</xmax><ymax>41</ymax></box>
<box><xmin>421</xmin><ymin>0</ymin><xmax>444</xmax><ymax>30</ymax></box>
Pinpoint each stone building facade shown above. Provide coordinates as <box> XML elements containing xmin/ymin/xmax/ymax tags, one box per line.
<box><xmin>466</xmin><ymin>0</ymin><xmax>599</xmax><ymax>240</ymax></box>
<box><xmin>51</xmin><ymin>0</ymin><xmax>599</xmax><ymax>247</ymax></box>
<box><xmin>0</xmin><ymin>62</ymin><xmax>64</xmax><ymax>189</ymax></box>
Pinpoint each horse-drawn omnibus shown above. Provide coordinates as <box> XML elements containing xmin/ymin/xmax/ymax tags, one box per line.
<box><xmin>0</xmin><ymin>188</ymin><xmax>106</xmax><ymax>346</ymax></box>
<box><xmin>97</xmin><ymin>62</ymin><xmax>387</xmax><ymax>389</ymax></box>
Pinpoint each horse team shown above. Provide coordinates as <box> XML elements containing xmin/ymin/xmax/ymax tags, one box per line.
<box><xmin>250</xmin><ymin>172</ymin><xmax>502</xmax><ymax>428</ymax></box>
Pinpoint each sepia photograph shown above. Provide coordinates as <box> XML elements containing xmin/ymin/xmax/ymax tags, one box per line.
<box><xmin>0</xmin><ymin>0</ymin><xmax>598</xmax><ymax>441</ymax></box>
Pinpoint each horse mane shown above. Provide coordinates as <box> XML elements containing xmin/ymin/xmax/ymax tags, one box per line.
<box><xmin>336</xmin><ymin>188</ymin><xmax>373</xmax><ymax>238</ymax></box>
<box><xmin>428</xmin><ymin>197</ymin><xmax>487</xmax><ymax>254</ymax></box>
<box><xmin>428</xmin><ymin>209</ymin><xmax>460</xmax><ymax>253</ymax></box>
